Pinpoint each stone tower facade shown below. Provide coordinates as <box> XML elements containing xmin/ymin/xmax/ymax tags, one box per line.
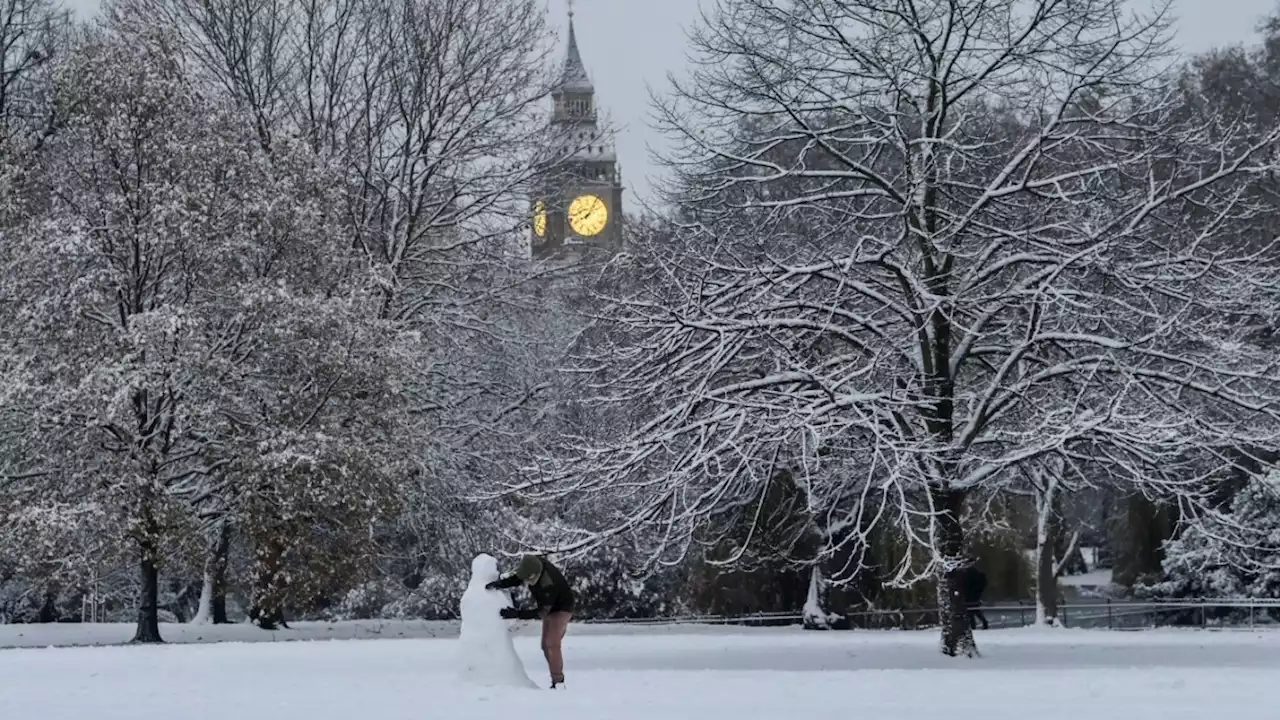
<box><xmin>530</xmin><ymin>12</ymin><xmax>624</xmax><ymax>260</ymax></box>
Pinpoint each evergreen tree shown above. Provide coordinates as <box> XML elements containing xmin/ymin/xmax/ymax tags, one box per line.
<box><xmin>1152</xmin><ymin>470</ymin><xmax>1280</xmax><ymax>606</ymax></box>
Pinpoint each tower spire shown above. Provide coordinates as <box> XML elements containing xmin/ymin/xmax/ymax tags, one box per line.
<box><xmin>559</xmin><ymin>1</ymin><xmax>592</xmax><ymax>92</ymax></box>
<box><xmin>530</xmin><ymin>0</ymin><xmax>624</xmax><ymax>261</ymax></box>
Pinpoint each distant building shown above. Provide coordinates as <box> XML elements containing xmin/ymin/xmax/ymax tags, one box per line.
<box><xmin>530</xmin><ymin>10</ymin><xmax>624</xmax><ymax>261</ymax></box>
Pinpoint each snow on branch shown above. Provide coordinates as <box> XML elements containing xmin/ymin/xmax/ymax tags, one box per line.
<box><xmin>507</xmin><ymin>1</ymin><xmax>1280</xmax><ymax>615</ymax></box>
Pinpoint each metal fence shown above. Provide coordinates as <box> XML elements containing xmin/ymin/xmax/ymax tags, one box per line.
<box><xmin>580</xmin><ymin>598</ymin><xmax>1280</xmax><ymax>631</ymax></box>
<box><xmin>885</xmin><ymin>598</ymin><xmax>1280</xmax><ymax>631</ymax></box>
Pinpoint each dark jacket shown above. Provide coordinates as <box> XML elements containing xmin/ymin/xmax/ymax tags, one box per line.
<box><xmin>492</xmin><ymin>555</ymin><xmax>575</xmax><ymax>614</ymax></box>
<box><xmin>962</xmin><ymin>566</ymin><xmax>987</xmax><ymax>604</ymax></box>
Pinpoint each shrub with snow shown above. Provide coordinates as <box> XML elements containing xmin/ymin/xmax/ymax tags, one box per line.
<box><xmin>1145</xmin><ymin>471</ymin><xmax>1280</xmax><ymax>619</ymax></box>
<box><xmin>564</xmin><ymin>544</ymin><xmax>684</xmax><ymax>619</ymax></box>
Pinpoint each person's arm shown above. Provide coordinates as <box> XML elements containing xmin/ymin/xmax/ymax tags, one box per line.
<box><xmin>486</xmin><ymin>573</ymin><xmax>523</xmax><ymax>590</ymax></box>
<box><xmin>500</xmin><ymin>607</ymin><xmax>541</xmax><ymax>620</ymax></box>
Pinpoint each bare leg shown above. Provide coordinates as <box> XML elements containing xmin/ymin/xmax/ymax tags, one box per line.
<box><xmin>540</xmin><ymin>611</ymin><xmax>571</xmax><ymax>686</ymax></box>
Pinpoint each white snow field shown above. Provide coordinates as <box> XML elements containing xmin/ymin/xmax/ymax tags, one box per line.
<box><xmin>1</xmin><ymin>625</ymin><xmax>1277</xmax><ymax>719</ymax></box>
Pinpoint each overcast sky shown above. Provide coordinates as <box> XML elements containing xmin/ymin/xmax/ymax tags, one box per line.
<box><xmin>65</xmin><ymin>0</ymin><xmax>1280</xmax><ymax>210</ymax></box>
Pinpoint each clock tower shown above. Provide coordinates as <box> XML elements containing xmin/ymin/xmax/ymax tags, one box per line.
<box><xmin>530</xmin><ymin>8</ymin><xmax>624</xmax><ymax>260</ymax></box>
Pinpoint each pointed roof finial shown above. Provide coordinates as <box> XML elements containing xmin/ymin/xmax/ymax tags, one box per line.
<box><xmin>559</xmin><ymin>0</ymin><xmax>593</xmax><ymax>92</ymax></box>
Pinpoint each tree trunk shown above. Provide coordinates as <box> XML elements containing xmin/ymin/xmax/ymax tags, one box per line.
<box><xmin>167</xmin><ymin>578</ymin><xmax>191</xmax><ymax>623</ymax></box>
<box><xmin>251</xmin><ymin>536</ymin><xmax>289</xmax><ymax>630</ymax></box>
<box><xmin>933</xmin><ymin>486</ymin><xmax>977</xmax><ymax>657</ymax></box>
<box><xmin>132</xmin><ymin>541</ymin><xmax>163</xmax><ymax>644</ymax></box>
<box><xmin>191</xmin><ymin>522</ymin><xmax>232</xmax><ymax>625</ymax></box>
<box><xmin>210</xmin><ymin>520</ymin><xmax>232</xmax><ymax>624</ymax></box>
<box><xmin>803</xmin><ymin>566</ymin><xmax>831</xmax><ymax>630</ymax></box>
<box><xmin>1035</xmin><ymin>471</ymin><xmax>1060</xmax><ymax>626</ymax></box>
<box><xmin>1055</xmin><ymin>534</ymin><xmax>1088</xmax><ymax>576</ymax></box>
<box><xmin>38</xmin><ymin>585</ymin><xmax>58</xmax><ymax>623</ymax></box>
<box><xmin>192</xmin><ymin>571</ymin><xmax>214</xmax><ymax>625</ymax></box>
<box><xmin>1035</xmin><ymin>529</ymin><xmax>1058</xmax><ymax>625</ymax></box>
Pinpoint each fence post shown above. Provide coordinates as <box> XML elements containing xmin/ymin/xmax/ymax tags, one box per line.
<box><xmin>1250</xmin><ymin>602</ymin><xmax>1255</xmax><ymax>630</ymax></box>
<box><xmin>1201</xmin><ymin>604</ymin><xmax>1207</xmax><ymax>629</ymax></box>
<box><xmin>1020</xmin><ymin>601</ymin><xmax>1026</xmax><ymax>627</ymax></box>
<box><xmin>1107</xmin><ymin>599</ymin><xmax>1113</xmax><ymax>629</ymax></box>
<box><xmin>1062</xmin><ymin>603</ymin><xmax>1068</xmax><ymax>628</ymax></box>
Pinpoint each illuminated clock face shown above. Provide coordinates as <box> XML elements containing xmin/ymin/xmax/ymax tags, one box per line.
<box><xmin>532</xmin><ymin>200</ymin><xmax>547</xmax><ymax>237</ymax></box>
<box><xmin>568</xmin><ymin>194</ymin><xmax>608</xmax><ymax>237</ymax></box>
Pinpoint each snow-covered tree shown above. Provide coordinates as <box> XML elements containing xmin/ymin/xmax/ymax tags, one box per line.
<box><xmin>508</xmin><ymin>0</ymin><xmax>1280</xmax><ymax>657</ymax></box>
<box><xmin>0</xmin><ymin>20</ymin><xmax>425</xmax><ymax>637</ymax></box>
<box><xmin>104</xmin><ymin>0</ymin><xmax>595</xmax><ymax>590</ymax></box>
<box><xmin>0</xmin><ymin>0</ymin><xmax>70</xmax><ymax>147</ymax></box>
<box><xmin>0</xmin><ymin>0</ymin><xmax>75</xmax><ymax>234</ymax></box>
<box><xmin>1152</xmin><ymin>470</ymin><xmax>1280</xmax><ymax>601</ymax></box>
<box><xmin>3</xmin><ymin>31</ymin><xmax>265</xmax><ymax>641</ymax></box>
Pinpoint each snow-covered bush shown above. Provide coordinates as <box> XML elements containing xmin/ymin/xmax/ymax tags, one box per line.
<box><xmin>327</xmin><ymin>580</ymin><xmax>394</xmax><ymax>621</ymax></box>
<box><xmin>325</xmin><ymin>574</ymin><xmax>467</xmax><ymax>621</ymax></box>
<box><xmin>564</xmin><ymin>544</ymin><xmax>685</xmax><ymax>620</ymax></box>
<box><xmin>1143</xmin><ymin>471</ymin><xmax>1280</xmax><ymax>621</ymax></box>
<box><xmin>380</xmin><ymin>575</ymin><xmax>468</xmax><ymax>620</ymax></box>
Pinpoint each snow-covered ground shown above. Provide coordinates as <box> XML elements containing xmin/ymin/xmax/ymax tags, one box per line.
<box><xmin>0</xmin><ymin>617</ymin><xmax>792</xmax><ymax>649</ymax></box>
<box><xmin>1059</xmin><ymin>568</ymin><xmax>1114</xmax><ymax>587</ymax></box>
<box><xmin>2</xmin><ymin>624</ymin><xmax>1277</xmax><ymax>719</ymax></box>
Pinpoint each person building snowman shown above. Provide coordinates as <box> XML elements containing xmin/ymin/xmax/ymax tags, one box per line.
<box><xmin>487</xmin><ymin>554</ymin><xmax>576</xmax><ymax>688</ymax></box>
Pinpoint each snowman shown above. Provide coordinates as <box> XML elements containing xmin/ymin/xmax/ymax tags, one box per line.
<box><xmin>457</xmin><ymin>553</ymin><xmax>537</xmax><ymax>688</ymax></box>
